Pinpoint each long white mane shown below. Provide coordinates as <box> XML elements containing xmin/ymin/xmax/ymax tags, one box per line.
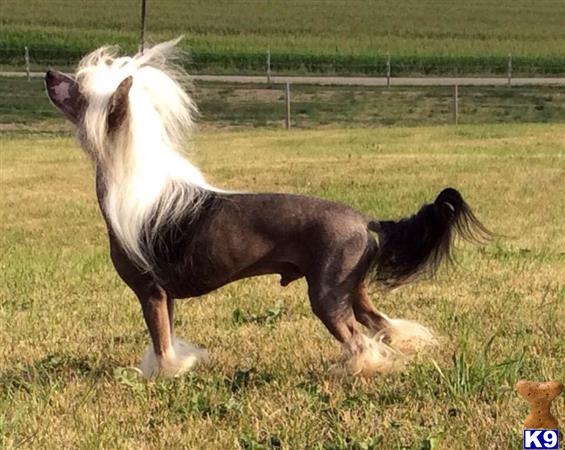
<box><xmin>76</xmin><ymin>39</ymin><xmax>214</xmax><ymax>271</ymax></box>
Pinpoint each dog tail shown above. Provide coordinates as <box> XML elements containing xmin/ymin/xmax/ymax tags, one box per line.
<box><xmin>367</xmin><ymin>187</ymin><xmax>490</xmax><ymax>289</ymax></box>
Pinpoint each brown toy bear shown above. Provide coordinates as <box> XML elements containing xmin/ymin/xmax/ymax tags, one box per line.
<box><xmin>516</xmin><ymin>380</ymin><xmax>563</xmax><ymax>429</ymax></box>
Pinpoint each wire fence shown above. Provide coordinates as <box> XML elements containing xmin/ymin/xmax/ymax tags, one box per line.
<box><xmin>2</xmin><ymin>0</ymin><xmax>565</xmax><ymax>130</ymax></box>
<box><xmin>2</xmin><ymin>76</ymin><xmax>564</xmax><ymax>133</ymax></box>
<box><xmin>3</xmin><ymin>45</ymin><xmax>565</xmax><ymax>78</ymax></box>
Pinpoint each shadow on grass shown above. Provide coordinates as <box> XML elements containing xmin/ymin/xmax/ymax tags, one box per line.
<box><xmin>0</xmin><ymin>352</ymin><xmax>118</xmax><ymax>398</ymax></box>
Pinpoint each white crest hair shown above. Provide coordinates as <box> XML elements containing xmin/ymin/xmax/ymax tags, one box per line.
<box><xmin>76</xmin><ymin>38</ymin><xmax>214</xmax><ymax>271</ymax></box>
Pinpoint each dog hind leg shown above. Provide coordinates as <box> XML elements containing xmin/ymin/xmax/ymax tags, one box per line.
<box><xmin>352</xmin><ymin>283</ymin><xmax>437</xmax><ymax>356</ymax></box>
<box><xmin>307</xmin><ymin>276</ymin><xmax>404</xmax><ymax>376</ymax></box>
<box><xmin>352</xmin><ymin>283</ymin><xmax>389</xmax><ymax>334</ymax></box>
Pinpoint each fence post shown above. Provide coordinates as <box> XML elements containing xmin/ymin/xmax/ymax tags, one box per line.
<box><xmin>507</xmin><ymin>53</ymin><xmax>512</xmax><ymax>87</ymax></box>
<box><xmin>267</xmin><ymin>48</ymin><xmax>271</xmax><ymax>84</ymax></box>
<box><xmin>386</xmin><ymin>53</ymin><xmax>391</xmax><ymax>88</ymax></box>
<box><xmin>453</xmin><ymin>84</ymin><xmax>459</xmax><ymax>125</ymax></box>
<box><xmin>139</xmin><ymin>0</ymin><xmax>147</xmax><ymax>54</ymax></box>
<box><xmin>24</xmin><ymin>46</ymin><xmax>30</xmax><ymax>81</ymax></box>
<box><xmin>284</xmin><ymin>82</ymin><xmax>291</xmax><ymax>129</ymax></box>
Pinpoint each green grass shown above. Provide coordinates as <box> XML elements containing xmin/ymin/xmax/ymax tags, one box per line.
<box><xmin>2</xmin><ymin>76</ymin><xmax>565</xmax><ymax>133</ymax></box>
<box><xmin>1</xmin><ymin>124</ymin><xmax>564</xmax><ymax>448</ymax></box>
<box><xmin>1</xmin><ymin>0</ymin><xmax>565</xmax><ymax>75</ymax></box>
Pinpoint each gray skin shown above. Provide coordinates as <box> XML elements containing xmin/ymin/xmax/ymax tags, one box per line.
<box><xmin>100</xmin><ymin>187</ymin><xmax>385</xmax><ymax>355</ymax></box>
<box><xmin>44</xmin><ymin>71</ymin><xmax>422</xmax><ymax>365</ymax></box>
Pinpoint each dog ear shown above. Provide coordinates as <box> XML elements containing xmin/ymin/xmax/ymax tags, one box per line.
<box><xmin>45</xmin><ymin>70</ymin><xmax>85</xmax><ymax>124</ymax></box>
<box><xmin>107</xmin><ymin>76</ymin><xmax>133</xmax><ymax>133</ymax></box>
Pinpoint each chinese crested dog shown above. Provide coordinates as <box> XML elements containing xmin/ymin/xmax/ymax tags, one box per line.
<box><xmin>45</xmin><ymin>40</ymin><xmax>489</xmax><ymax>378</ymax></box>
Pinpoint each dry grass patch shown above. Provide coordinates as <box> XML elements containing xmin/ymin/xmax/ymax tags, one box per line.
<box><xmin>1</xmin><ymin>124</ymin><xmax>564</xmax><ymax>449</ymax></box>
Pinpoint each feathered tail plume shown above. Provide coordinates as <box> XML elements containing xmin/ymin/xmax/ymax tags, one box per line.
<box><xmin>368</xmin><ymin>187</ymin><xmax>491</xmax><ymax>289</ymax></box>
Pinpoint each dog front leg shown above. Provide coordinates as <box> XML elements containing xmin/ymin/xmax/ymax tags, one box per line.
<box><xmin>138</xmin><ymin>287</ymin><xmax>207</xmax><ymax>378</ymax></box>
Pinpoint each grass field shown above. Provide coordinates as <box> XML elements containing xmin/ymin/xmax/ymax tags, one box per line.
<box><xmin>1</xmin><ymin>0</ymin><xmax>565</xmax><ymax>75</ymax></box>
<box><xmin>1</xmin><ymin>124</ymin><xmax>564</xmax><ymax>449</ymax></box>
